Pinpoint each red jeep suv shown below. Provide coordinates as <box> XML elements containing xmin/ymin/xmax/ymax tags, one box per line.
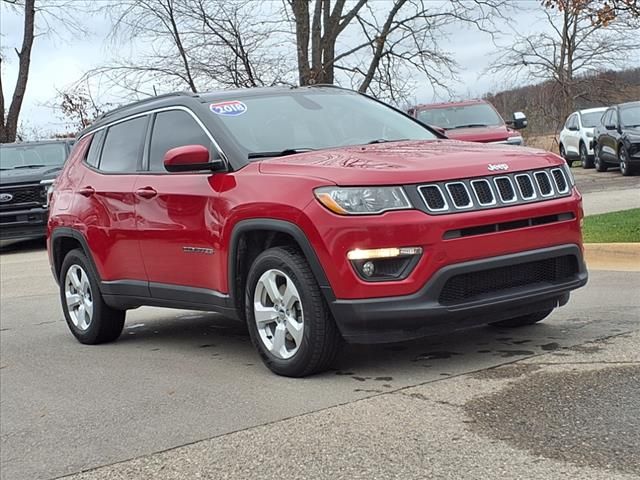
<box><xmin>48</xmin><ymin>86</ymin><xmax>587</xmax><ymax>377</ymax></box>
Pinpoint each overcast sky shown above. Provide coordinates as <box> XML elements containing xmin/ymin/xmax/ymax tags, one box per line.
<box><xmin>0</xmin><ymin>1</ymin><xmax>637</xmax><ymax>137</ymax></box>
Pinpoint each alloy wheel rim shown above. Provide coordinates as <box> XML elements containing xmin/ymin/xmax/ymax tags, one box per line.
<box><xmin>620</xmin><ymin>150</ymin><xmax>627</xmax><ymax>172</ymax></box>
<box><xmin>253</xmin><ymin>269</ymin><xmax>304</xmax><ymax>360</ymax></box>
<box><xmin>65</xmin><ymin>265</ymin><xmax>93</xmax><ymax>331</ymax></box>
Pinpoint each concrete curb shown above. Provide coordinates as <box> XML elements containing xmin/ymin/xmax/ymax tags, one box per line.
<box><xmin>584</xmin><ymin>243</ymin><xmax>640</xmax><ymax>272</ymax></box>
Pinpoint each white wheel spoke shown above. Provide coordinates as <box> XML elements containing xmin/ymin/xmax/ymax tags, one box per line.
<box><xmin>66</xmin><ymin>292</ymin><xmax>81</xmax><ymax>308</ymax></box>
<box><xmin>282</xmin><ymin>282</ymin><xmax>297</xmax><ymax>310</ymax></box>
<box><xmin>263</xmin><ymin>271</ymin><xmax>282</xmax><ymax>304</ymax></box>
<box><xmin>69</xmin><ymin>269</ymin><xmax>81</xmax><ymax>290</ymax></box>
<box><xmin>285</xmin><ymin>317</ymin><xmax>303</xmax><ymax>346</ymax></box>
<box><xmin>80</xmin><ymin>273</ymin><xmax>90</xmax><ymax>294</ymax></box>
<box><xmin>254</xmin><ymin>303</ymin><xmax>277</xmax><ymax>326</ymax></box>
<box><xmin>270</xmin><ymin>324</ymin><xmax>287</xmax><ymax>356</ymax></box>
<box><xmin>77</xmin><ymin>304</ymin><xmax>86</xmax><ymax>328</ymax></box>
<box><xmin>84</xmin><ymin>298</ymin><xmax>93</xmax><ymax>319</ymax></box>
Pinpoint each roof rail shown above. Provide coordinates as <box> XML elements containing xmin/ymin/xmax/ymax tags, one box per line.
<box><xmin>95</xmin><ymin>91</ymin><xmax>196</xmax><ymax>122</ymax></box>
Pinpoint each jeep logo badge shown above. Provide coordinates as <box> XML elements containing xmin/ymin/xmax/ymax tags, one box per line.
<box><xmin>487</xmin><ymin>163</ymin><xmax>509</xmax><ymax>171</ymax></box>
<box><xmin>0</xmin><ymin>193</ymin><xmax>13</xmax><ymax>203</ymax></box>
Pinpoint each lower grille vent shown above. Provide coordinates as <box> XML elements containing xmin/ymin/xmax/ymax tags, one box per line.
<box><xmin>438</xmin><ymin>255</ymin><xmax>579</xmax><ymax>305</ymax></box>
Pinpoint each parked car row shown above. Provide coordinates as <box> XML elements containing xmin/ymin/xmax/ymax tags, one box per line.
<box><xmin>559</xmin><ymin>101</ymin><xmax>640</xmax><ymax>176</ymax></box>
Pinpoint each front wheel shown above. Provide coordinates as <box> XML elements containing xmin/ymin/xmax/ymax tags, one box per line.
<box><xmin>619</xmin><ymin>145</ymin><xmax>635</xmax><ymax>176</ymax></box>
<box><xmin>594</xmin><ymin>146</ymin><xmax>608</xmax><ymax>172</ymax></box>
<box><xmin>580</xmin><ymin>142</ymin><xmax>593</xmax><ymax>169</ymax></box>
<box><xmin>245</xmin><ymin>247</ymin><xmax>342</xmax><ymax>377</ymax></box>
<box><xmin>60</xmin><ymin>249</ymin><xmax>126</xmax><ymax>344</ymax></box>
<box><xmin>490</xmin><ymin>309</ymin><xmax>553</xmax><ymax>328</ymax></box>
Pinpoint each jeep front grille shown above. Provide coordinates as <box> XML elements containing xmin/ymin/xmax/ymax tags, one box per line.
<box><xmin>418</xmin><ymin>167</ymin><xmax>571</xmax><ymax>215</ymax></box>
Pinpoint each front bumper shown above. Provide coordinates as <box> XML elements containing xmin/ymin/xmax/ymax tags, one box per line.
<box><xmin>330</xmin><ymin>244</ymin><xmax>587</xmax><ymax>343</ymax></box>
<box><xmin>0</xmin><ymin>207</ymin><xmax>48</xmax><ymax>242</ymax></box>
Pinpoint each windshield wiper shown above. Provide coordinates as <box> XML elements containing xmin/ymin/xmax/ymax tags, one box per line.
<box><xmin>445</xmin><ymin>123</ymin><xmax>489</xmax><ymax>130</ymax></box>
<box><xmin>367</xmin><ymin>138</ymin><xmax>410</xmax><ymax>144</ymax></box>
<box><xmin>9</xmin><ymin>164</ymin><xmax>48</xmax><ymax>169</ymax></box>
<box><xmin>248</xmin><ymin>148</ymin><xmax>315</xmax><ymax>159</ymax></box>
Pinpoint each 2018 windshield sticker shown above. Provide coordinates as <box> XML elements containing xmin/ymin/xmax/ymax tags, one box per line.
<box><xmin>210</xmin><ymin>101</ymin><xmax>247</xmax><ymax>117</ymax></box>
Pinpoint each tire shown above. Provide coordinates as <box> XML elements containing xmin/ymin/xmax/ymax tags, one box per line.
<box><xmin>594</xmin><ymin>145</ymin><xmax>608</xmax><ymax>172</ymax></box>
<box><xmin>490</xmin><ymin>309</ymin><xmax>553</xmax><ymax>328</ymax></box>
<box><xmin>579</xmin><ymin>142</ymin><xmax>592</xmax><ymax>169</ymax></box>
<box><xmin>60</xmin><ymin>249</ymin><xmax>125</xmax><ymax>344</ymax></box>
<box><xmin>619</xmin><ymin>145</ymin><xmax>635</xmax><ymax>176</ymax></box>
<box><xmin>559</xmin><ymin>144</ymin><xmax>572</xmax><ymax>167</ymax></box>
<box><xmin>245</xmin><ymin>246</ymin><xmax>342</xmax><ymax>377</ymax></box>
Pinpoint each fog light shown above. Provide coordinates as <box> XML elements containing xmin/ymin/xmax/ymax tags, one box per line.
<box><xmin>362</xmin><ymin>261</ymin><xmax>375</xmax><ymax>277</ymax></box>
<box><xmin>348</xmin><ymin>246</ymin><xmax>423</xmax><ymax>281</ymax></box>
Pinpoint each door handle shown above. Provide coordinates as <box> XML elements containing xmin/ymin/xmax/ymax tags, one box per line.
<box><xmin>77</xmin><ymin>186</ymin><xmax>95</xmax><ymax>197</ymax></box>
<box><xmin>135</xmin><ymin>187</ymin><xmax>158</xmax><ymax>199</ymax></box>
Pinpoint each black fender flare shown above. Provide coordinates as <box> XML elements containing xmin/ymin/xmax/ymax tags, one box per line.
<box><xmin>228</xmin><ymin>219</ymin><xmax>335</xmax><ymax>307</ymax></box>
<box><xmin>50</xmin><ymin>227</ymin><xmax>102</xmax><ymax>286</ymax></box>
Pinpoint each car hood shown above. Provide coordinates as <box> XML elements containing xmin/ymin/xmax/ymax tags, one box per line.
<box><xmin>0</xmin><ymin>165</ymin><xmax>62</xmax><ymax>186</ymax></box>
<box><xmin>258</xmin><ymin>140</ymin><xmax>562</xmax><ymax>185</ymax></box>
<box><xmin>443</xmin><ymin>125</ymin><xmax>515</xmax><ymax>143</ymax></box>
<box><xmin>624</xmin><ymin>127</ymin><xmax>640</xmax><ymax>136</ymax></box>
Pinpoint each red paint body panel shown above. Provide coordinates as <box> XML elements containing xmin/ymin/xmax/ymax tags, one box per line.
<box><xmin>259</xmin><ymin>140</ymin><xmax>556</xmax><ymax>184</ymax></box>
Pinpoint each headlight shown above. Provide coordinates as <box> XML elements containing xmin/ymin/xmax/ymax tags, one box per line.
<box><xmin>40</xmin><ymin>179</ymin><xmax>55</xmax><ymax>207</ymax></box>
<box><xmin>560</xmin><ymin>162</ymin><xmax>576</xmax><ymax>187</ymax></box>
<box><xmin>314</xmin><ymin>186</ymin><xmax>412</xmax><ymax>215</ymax></box>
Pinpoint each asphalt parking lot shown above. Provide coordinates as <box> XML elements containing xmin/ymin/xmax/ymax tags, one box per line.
<box><xmin>1</xmin><ymin>173</ymin><xmax>639</xmax><ymax>480</ymax></box>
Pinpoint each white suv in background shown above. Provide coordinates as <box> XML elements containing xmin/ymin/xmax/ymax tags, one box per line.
<box><xmin>559</xmin><ymin>107</ymin><xmax>607</xmax><ymax>168</ymax></box>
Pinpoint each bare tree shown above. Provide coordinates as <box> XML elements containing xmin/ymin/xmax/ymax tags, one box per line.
<box><xmin>490</xmin><ymin>0</ymin><xmax>640</xmax><ymax>125</ymax></box>
<box><xmin>83</xmin><ymin>0</ymin><xmax>290</xmax><ymax>97</ymax></box>
<box><xmin>286</xmin><ymin>0</ymin><xmax>507</xmax><ymax>102</ymax></box>
<box><xmin>1</xmin><ymin>0</ymin><xmax>35</xmax><ymax>143</ymax></box>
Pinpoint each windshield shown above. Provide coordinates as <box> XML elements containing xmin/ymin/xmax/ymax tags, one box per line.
<box><xmin>209</xmin><ymin>91</ymin><xmax>436</xmax><ymax>157</ymax></box>
<box><xmin>620</xmin><ymin>105</ymin><xmax>640</xmax><ymax>128</ymax></box>
<box><xmin>580</xmin><ymin>111</ymin><xmax>605</xmax><ymax>128</ymax></box>
<box><xmin>417</xmin><ymin>103</ymin><xmax>503</xmax><ymax>129</ymax></box>
<box><xmin>0</xmin><ymin>143</ymin><xmax>67</xmax><ymax>170</ymax></box>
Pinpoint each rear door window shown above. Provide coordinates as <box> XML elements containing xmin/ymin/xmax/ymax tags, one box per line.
<box><xmin>98</xmin><ymin>116</ymin><xmax>148</xmax><ymax>173</ymax></box>
<box><xmin>148</xmin><ymin>110</ymin><xmax>215</xmax><ymax>172</ymax></box>
<box><xmin>85</xmin><ymin>130</ymin><xmax>105</xmax><ymax>167</ymax></box>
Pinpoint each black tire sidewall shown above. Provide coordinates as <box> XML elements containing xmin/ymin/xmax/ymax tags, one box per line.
<box><xmin>245</xmin><ymin>248</ymin><xmax>328</xmax><ymax>376</ymax></box>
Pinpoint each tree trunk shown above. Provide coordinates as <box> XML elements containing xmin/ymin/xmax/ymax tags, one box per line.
<box><xmin>0</xmin><ymin>0</ymin><xmax>36</xmax><ymax>143</ymax></box>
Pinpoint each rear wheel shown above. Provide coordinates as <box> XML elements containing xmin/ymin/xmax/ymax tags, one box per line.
<box><xmin>580</xmin><ymin>142</ymin><xmax>592</xmax><ymax>169</ymax></box>
<box><xmin>245</xmin><ymin>247</ymin><xmax>342</xmax><ymax>377</ymax></box>
<box><xmin>619</xmin><ymin>145</ymin><xmax>635</xmax><ymax>176</ymax></box>
<box><xmin>594</xmin><ymin>145</ymin><xmax>608</xmax><ymax>172</ymax></box>
<box><xmin>490</xmin><ymin>309</ymin><xmax>553</xmax><ymax>328</ymax></box>
<box><xmin>60</xmin><ymin>249</ymin><xmax>125</xmax><ymax>344</ymax></box>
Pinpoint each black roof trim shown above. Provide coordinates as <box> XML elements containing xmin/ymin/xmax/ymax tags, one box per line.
<box><xmin>95</xmin><ymin>91</ymin><xmax>197</xmax><ymax>122</ymax></box>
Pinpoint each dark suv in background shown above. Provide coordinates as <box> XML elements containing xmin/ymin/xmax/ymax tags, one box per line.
<box><xmin>0</xmin><ymin>140</ymin><xmax>74</xmax><ymax>246</ymax></box>
<box><xmin>592</xmin><ymin>101</ymin><xmax>640</xmax><ymax>176</ymax></box>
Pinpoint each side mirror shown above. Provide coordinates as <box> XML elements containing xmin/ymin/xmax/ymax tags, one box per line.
<box><xmin>163</xmin><ymin>144</ymin><xmax>224</xmax><ymax>173</ymax></box>
<box><xmin>605</xmin><ymin>123</ymin><xmax>617</xmax><ymax>131</ymax></box>
<box><xmin>508</xmin><ymin>111</ymin><xmax>528</xmax><ymax>130</ymax></box>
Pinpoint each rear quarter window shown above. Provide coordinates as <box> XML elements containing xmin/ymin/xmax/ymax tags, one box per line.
<box><xmin>98</xmin><ymin>116</ymin><xmax>148</xmax><ymax>173</ymax></box>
